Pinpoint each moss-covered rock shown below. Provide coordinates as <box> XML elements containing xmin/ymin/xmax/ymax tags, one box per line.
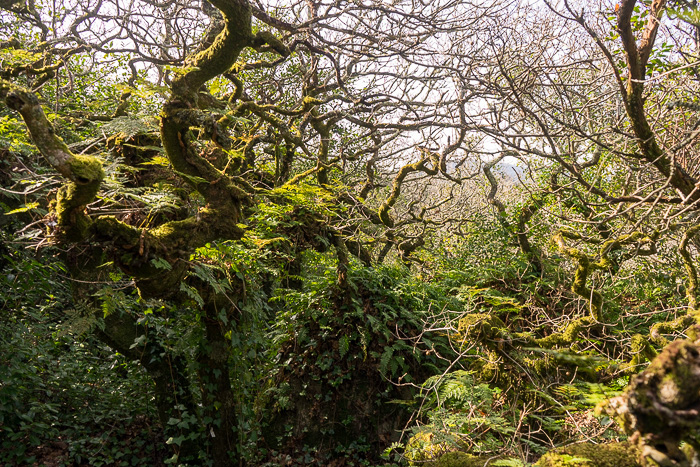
<box><xmin>535</xmin><ymin>442</ymin><xmax>641</xmax><ymax>467</ymax></box>
<box><xmin>603</xmin><ymin>339</ymin><xmax>700</xmax><ymax>465</ymax></box>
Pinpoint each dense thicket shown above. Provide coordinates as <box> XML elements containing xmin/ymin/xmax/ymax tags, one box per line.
<box><xmin>2</xmin><ymin>0</ymin><xmax>700</xmax><ymax>465</ymax></box>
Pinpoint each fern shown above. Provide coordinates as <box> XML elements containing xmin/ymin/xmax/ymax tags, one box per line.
<box><xmin>380</xmin><ymin>347</ymin><xmax>394</xmax><ymax>375</ymax></box>
<box><xmin>339</xmin><ymin>335</ymin><xmax>350</xmax><ymax>358</ymax></box>
<box><xmin>101</xmin><ymin>116</ymin><xmax>152</xmax><ymax>138</ymax></box>
<box><xmin>409</xmin><ymin>370</ymin><xmax>519</xmax><ymax>457</ymax></box>
<box><xmin>180</xmin><ymin>282</ymin><xmax>204</xmax><ymax>307</ymax></box>
<box><xmin>192</xmin><ymin>262</ymin><xmax>231</xmax><ymax>296</ymax></box>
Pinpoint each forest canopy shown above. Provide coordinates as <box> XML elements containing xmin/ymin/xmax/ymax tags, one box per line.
<box><xmin>2</xmin><ymin>0</ymin><xmax>700</xmax><ymax>465</ymax></box>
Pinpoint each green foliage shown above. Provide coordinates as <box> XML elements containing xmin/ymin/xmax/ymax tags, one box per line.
<box><xmin>271</xmin><ymin>258</ymin><xmax>458</xmax><ymax>380</ymax></box>
<box><xmin>0</xmin><ymin>116</ymin><xmax>36</xmax><ymax>154</ymax></box>
<box><xmin>403</xmin><ymin>371</ymin><xmax>514</xmax><ymax>461</ymax></box>
<box><xmin>0</xmin><ymin>244</ymin><xmax>165</xmax><ymax>465</ymax></box>
<box><xmin>4</xmin><ymin>1</ymin><xmax>700</xmax><ymax>465</ymax></box>
<box><xmin>264</xmin><ymin>260</ymin><xmax>460</xmax><ymax>461</ymax></box>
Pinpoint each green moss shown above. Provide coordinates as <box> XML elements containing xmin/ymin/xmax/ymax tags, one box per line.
<box><xmin>171</xmin><ymin>1</ymin><xmax>252</xmax><ymax>98</ymax></box>
<box><xmin>650</xmin><ymin>315</ymin><xmax>695</xmax><ymax>346</ymax></box>
<box><xmin>51</xmin><ymin>154</ymin><xmax>104</xmax><ymax>241</ymax></box>
<box><xmin>596</xmin><ymin>232</ymin><xmax>651</xmax><ymax>271</ymax></box>
<box><xmin>553</xmin><ymin>232</ymin><xmax>603</xmax><ymax>321</ymax></box>
<box><xmin>55</xmin><ymin>185</ymin><xmax>92</xmax><ymax>241</ymax></box>
<box><xmin>92</xmin><ymin>216</ymin><xmax>142</xmax><ymax>245</ymax></box>
<box><xmin>405</xmin><ymin>433</ymin><xmax>495</xmax><ymax>466</ymax></box>
<box><xmin>455</xmin><ymin>313</ymin><xmax>506</xmax><ymax>342</ymax></box>
<box><xmin>428</xmin><ymin>451</ymin><xmax>494</xmax><ymax>467</ymax></box>
<box><xmin>526</xmin><ymin>354</ymin><xmax>554</xmax><ymax>375</ymax></box>
<box><xmin>535</xmin><ymin>317</ymin><xmax>594</xmax><ymax>348</ymax></box>
<box><xmin>649</xmin><ymin>342</ymin><xmax>700</xmax><ymax>407</ymax></box>
<box><xmin>378</xmin><ymin>205</ymin><xmax>394</xmax><ymax>227</ymax></box>
<box><xmin>628</xmin><ymin>333</ymin><xmax>658</xmax><ymax>369</ymax></box>
<box><xmin>252</xmin><ymin>30</ymin><xmax>290</xmax><ymax>57</ymax></box>
<box><xmin>606</xmin><ymin>340</ymin><xmax>700</xmax><ymax>463</ymax></box>
<box><xmin>535</xmin><ymin>442</ymin><xmax>641</xmax><ymax>467</ymax></box>
<box><xmin>151</xmin><ymin>217</ymin><xmax>199</xmax><ymax>242</ymax></box>
<box><xmin>68</xmin><ymin>154</ymin><xmax>104</xmax><ymax>185</ymax></box>
<box><xmin>642</xmin><ymin>340</ymin><xmax>700</xmax><ymax>408</ymax></box>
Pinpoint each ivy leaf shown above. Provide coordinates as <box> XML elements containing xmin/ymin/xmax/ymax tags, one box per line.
<box><xmin>166</xmin><ymin>435</ymin><xmax>186</xmax><ymax>446</ymax></box>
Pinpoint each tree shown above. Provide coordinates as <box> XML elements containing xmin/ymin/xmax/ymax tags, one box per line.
<box><xmin>442</xmin><ymin>0</ymin><xmax>700</xmax><ymax>463</ymax></box>
<box><xmin>1</xmin><ymin>0</ymin><xmax>507</xmax><ymax>463</ymax></box>
<box><xmin>5</xmin><ymin>0</ymin><xmax>700</xmax><ymax>464</ymax></box>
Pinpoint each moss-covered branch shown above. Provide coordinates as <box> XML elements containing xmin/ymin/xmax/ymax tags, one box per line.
<box><xmin>617</xmin><ymin>334</ymin><xmax>659</xmax><ymax>375</ymax></box>
<box><xmin>91</xmin><ymin>209</ymin><xmax>244</xmax><ymax>298</ymax></box>
<box><xmin>1</xmin><ymin>79</ymin><xmax>103</xmax><ymax>240</ymax></box>
<box><xmin>597</xmin><ymin>231</ymin><xmax>656</xmax><ymax>271</ymax></box>
<box><xmin>553</xmin><ymin>230</ymin><xmax>604</xmax><ymax>321</ymax></box>
<box><xmin>650</xmin><ymin>315</ymin><xmax>696</xmax><ymax>347</ymax></box>
<box><xmin>171</xmin><ymin>0</ymin><xmax>253</xmax><ymax>99</ymax></box>
<box><xmin>378</xmin><ymin>148</ymin><xmax>439</xmax><ymax>227</ymax></box>
<box><xmin>517</xmin><ymin>194</ymin><xmax>546</xmax><ymax>272</ymax></box>
<box><xmin>161</xmin><ymin>0</ymin><xmax>261</xmax><ymax>205</ymax></box>
<box><xmin>679</xmin><ymin>224</ymin><xmax>700</xmax><ymax>316</ymax></box>
<box><xmin>553</xmin><ymin>230</ymin><xmax>655</xmax><ymax>321</ymax></box>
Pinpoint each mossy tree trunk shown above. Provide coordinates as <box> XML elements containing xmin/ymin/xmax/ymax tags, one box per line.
<box><xmin>63</xmin><ymin>246</ymin><xmax>201</xmax><ymax>461</ymax></box>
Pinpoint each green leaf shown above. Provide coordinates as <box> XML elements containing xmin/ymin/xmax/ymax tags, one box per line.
<box><xmin>180</xmin><ymin>282</ymin><xmax>204</xmax><ymax>307</ymax></box>
<box><xmin>165</xmin><ymin>435</ymin><xmax>185</xmax><ymax>446</ymax></box>
<box><xmin>379</xmin><ymin>347</ymin><xmax>394</xmax><ymax>375</ymax></box>
<box><xmin>4</xmin><ymin>202</ymin><xmax>39</xmax><ymax>215</ymax></box>
<box><xmin>173</xmin><ymin>170</ymin><xmax>208</xmax><ymax>186</ymax></box>
<box><xmin>339</xmin><ymin>335</ymin><xmax>350</xmax><ymax>358</ymax></box>
<box><xmin>150</xmin><ymin>257</ymin><xmax>172</xmax><ymax>271</ymax></box>
<box><xmin>101</xmin><ymin>116</ymin><xmax>151</xmax><ymax>138</ymax></box>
